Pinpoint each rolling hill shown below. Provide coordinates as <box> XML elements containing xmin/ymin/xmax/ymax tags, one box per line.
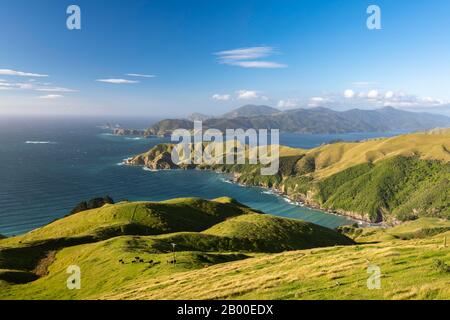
<box><xmin>1</xmin><ymin>197</ymin><xmax>256</xmax><ymax>245</ymax></box>
<box><xmin>204</xmin><ymin>214</ymin><xmax>354</xmax><ymax>251</ymax></box>
<box><xmin>1</xmin><ymin>213</ymin><xmax>448</xmax><ymax>300</ymax></box>
<box><xmin>0</xmin><ymin>197</ymin><xmax>356</xmax><ymax>298</ymax></box>
<box><xmin>99</xmin><ymin>225</ymin><xmax>450</xmax><ymax>300</ymax></box>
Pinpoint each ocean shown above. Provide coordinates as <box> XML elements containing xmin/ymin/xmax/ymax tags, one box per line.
<box><xmin>0</xmin><ymin>116</ymin><xmax>404</xmax><ymax>236</ymax></box>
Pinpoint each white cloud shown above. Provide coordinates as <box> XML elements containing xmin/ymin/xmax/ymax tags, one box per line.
<box><xmin>344</xmin><ymin>89</ymin><xmax>355</xmax><ymax>98</ymax></box>
<box><xmin>326</xmin><ymin>89</ymin><xmax>448</xmax><ymax>110</ymax></box>
<box><xmin>226</xmin><ymin>61</ymin><xmax>287</xmax><ymax>68</ymax></box>
<box><xmin>38</xmin><ymin>94</ymin><xmax>63</xmax><ymax>99</ymax></box>
<box><xmin>0</xmin><ymin>81</ymin><xmax>76</xmax><ymax>93</ymax></box>
<box><xmin>385</xmin><ymin>91</ymin><xmax>395</xmax><ymax>99</ymax></box>
<box><xmin>215</xmin><ymin>46</ymin><xmax>287</xmax><ymax>69</ymax></box>
<box><xmin>126</xmin><ymin>73</ymin><xmax>156</xmax><ymax>78</ymax></box>
<box><xmin>277</xmin><ymin>99</ymin><xmax>299</xmax><ymax>108</ymax></box>
<box><xmin>367</xmin><ymin>90</ymin><xmax>379</xmax><ymax>99</ymax></box>
<box><xmin>216</xmin><ymin>47</ymin><xmax>274</xmax><ymax>60</ymax></box>
<box><xmin>236</xmin><ymin>90</ymin><xmax>259</xmax><ymax>100</ymax></box>
<box><xmin>212</xmin><ymin>94</ymin><xmax>231</xmax><ymax>101</ymax></box>
<box><xmin>0</xmin><ymin>69</ymin><xmax>48</xmax><ymax>77</ymax></box>
<box><xmin>35</xmin><ymin>86</ymin><xmax>76</xmax><ymax>93</ymax></box>
<box><xmin>96</xmin><ymin>79</ymin><xmax>139</xmax><ymax>84</ymax></box>
<box><xmin>308</xmin><ymin>96</ymin><xmax>329</xmax><ymax>107</ymax></box>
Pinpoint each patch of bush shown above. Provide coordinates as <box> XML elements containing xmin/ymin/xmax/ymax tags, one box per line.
<box><xmin>432</xmin><ymin>259</ymin><xmax>450</xmax><ymax>273</ymax></box>
<box><xmin>70</xmin><ymin>196</ymin><xmax>114</xmax><ymax>215</ymax></box>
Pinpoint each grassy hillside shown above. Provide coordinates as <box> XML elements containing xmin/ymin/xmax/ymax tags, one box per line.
<box><xmin>0</xmin><ymin>196</ymin><xmax>448</xmax><ymax>300</ymax></box>
<box><xmin>0</xmin><ymin>197</ymin><xmax>257</xmax><ymax>281</ymax></box>
<box><xmin>2</xmin><ymin>197</ymin><xmax>254</xmax><ymax>245</ymax></box>
<box><xmin>338</xmin><ymin>218</ymin><xmax>450</xmax><ymax>243</ymax></box>
<box><xmin>204</xmin><ymin>214</ymin><xmax>354</xmax><ymax>251</ymax></box>
<box><xmin>307</xmin><ymin>129</ymin><xmax>450</xmax><ymax>178</ymax></box>
<box><xmin>98</xmin><ymin>229</ymin><xmax>450</xmax><ymax>300</ymax></box>
<box><xmin>2</xmin><ymin>218</ymin><xmax>446</xmax><ymax>300</ymax></box>
<box><xmin>317</xmin><ymin>156</ymin><xmax>450</xmax><ymax>222</ymax></box>
<box><xmin>0</xmin><ymin>197</ymin><xmax>356</xmax><ymax>298</ymax></box>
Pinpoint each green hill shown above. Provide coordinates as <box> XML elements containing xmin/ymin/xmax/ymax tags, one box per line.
<box><xmin>0</xmin><ymin>197</ymin><xmax>355</xmax><ymax>295</ymax></box>
<box><xmin>316</xmin><ymin>156</ymin><xmax>450</xmax><ymax>222</ymax></box>
<box><xmin>98</xmin><ymin>227</ymin><xmax>450</xmax><ymax>300</ymax></box>
<box><xmin>3</xmin><ymin>197</ymin><xmax>254</xmax><ymax>245</ymax></box>
<box><xmin>338</xmin><ymin>217</ymin><xmax>450</xmax><ymax>242</ymax></box>
<box><xmin>0</xmin><ymin>197</ymin><xmax>257</xmax><ymax>280</ymax></box>
<box><xmin>204</xmin><ymin>214</ymin><xmax>354</xmax><ymax>251</ymax></box>
<box><xmin>0</xmin><ymin>196</ymin><xmax>448</xmax><ymax>300</ymax></box>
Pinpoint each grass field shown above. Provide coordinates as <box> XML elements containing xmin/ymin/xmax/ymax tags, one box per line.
<box><xmin>0</xmin><ymin>197</ymin><xmax>357</xmax><ymax>299</ymax></box>
<box><xmin>1</xmin><ymin>197</ymin><xmax>449</xmax><ymax>300</ymax></box>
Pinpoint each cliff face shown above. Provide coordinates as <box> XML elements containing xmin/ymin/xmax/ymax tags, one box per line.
<box><xmin>128</xmin><ymin>144</ymin><xmax>192</xmax><ymax>170</ymax></box>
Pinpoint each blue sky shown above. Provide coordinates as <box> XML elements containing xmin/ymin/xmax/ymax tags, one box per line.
<box><xmin>0</xmin><ymin>0</ymin><xmax>449</xmax><ymax>116</ymax></box>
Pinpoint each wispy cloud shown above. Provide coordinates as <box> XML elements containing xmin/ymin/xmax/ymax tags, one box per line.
<box><xmin>338</xmin><ymin>89</ymin><xmax>449</xmax><ymax>109</ymax></box>
<box><xmin>96</xmin><ymin>79</ymin><xmax>139</xmax><ymax>84</ymax></box>
<box><xmin>236</xmin><ymin>90</ymin><xmax>268</xmax><ymax>100</ymax></box>
<box><xmin>277</xmin><ymin>99</ymin><xmax>299</xmax><ymax>108</ymax></box>
<box><xmin>215</xmin><ymin>47</ymin><xmax>287</xmax><ymax>69</ymax></box>
<box><xmin>126</xmin><ymin>73</ymin><xmax>156</xmax><ymax>78</ymax></box>
<box><xmin>0</xmin><ymin>81</ymin><xmax>76</xmax><ymax>93</ymax></box>
<box><xmin>228</xmin><ymin>61</ymin><xmax>286</xmax><ymax>68</ymax></box>
<box><xmin>0</xmin><ymin>69</ymin><xmax>48</xmax><ymax>77</ymax></box>
<box><xmin>212</xmin><ymin>94</ymin><xmax>231</xmax><ymax>101</ymax></box>
<box><xmin>38</xmin><ymin>94</ymin><xmax>64</xmax><ymax>99</ymax></box>
<box><xmin>35</xmin><ymin>86</ymin><xmax>77</xmax><ymax>93</ymax></box>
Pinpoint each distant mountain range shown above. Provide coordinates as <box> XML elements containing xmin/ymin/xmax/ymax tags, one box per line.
<box><xmin>221</xmin><ymin>104</ymin><xmax>280</xmax><ymax>119</ymax></box>
<box><xmin>139</xmin><ymin>105</ymin><xmax>450</xmax><ymax>136</ymax></box>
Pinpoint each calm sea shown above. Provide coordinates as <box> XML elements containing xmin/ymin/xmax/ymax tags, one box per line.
<box><xmin>0</xmin><ymin>116</ymin><xmax>404</xmax><ymax>236</ymax></box>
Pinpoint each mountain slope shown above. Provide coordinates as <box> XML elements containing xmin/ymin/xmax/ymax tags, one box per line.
<box><xmin>317</xmin><ymin>156</ymin><xmax>450</xmax><ymax>222</ymax></box>
<box><xmin>142</xmin><ymin>106</ymin><xmax>450</xmax><ymax>136</ymax></box>
<box><xmin>222</xmin><ymin>104</ymin><xmax>280</xmax><ymax>119</ymax></box>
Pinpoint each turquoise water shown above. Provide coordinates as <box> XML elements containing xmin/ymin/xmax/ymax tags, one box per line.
<box><xmin>0</xmin><ymin>116</ymin><xmax>403</xmax><ymax>236</ymax></box>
